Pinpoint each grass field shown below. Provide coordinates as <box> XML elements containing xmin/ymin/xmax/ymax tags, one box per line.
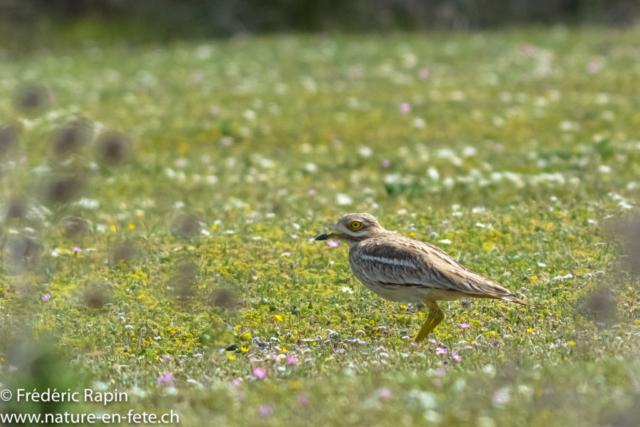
<box><xmin>1</xmin><ymin>27</ymin><xmax>640</xmax><ymax>426</ymax></box>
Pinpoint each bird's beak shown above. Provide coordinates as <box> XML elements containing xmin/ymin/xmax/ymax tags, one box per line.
<box><xmin>315</xmin><ymin>233</ymin><xmax>330</xmax><ymax>241</ymax></box>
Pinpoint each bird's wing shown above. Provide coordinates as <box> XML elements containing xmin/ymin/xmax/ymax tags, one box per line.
<box><xmin>350</xmin><ymin>238</ymin><xmax>516</xmax><ymax>299</ymax></box>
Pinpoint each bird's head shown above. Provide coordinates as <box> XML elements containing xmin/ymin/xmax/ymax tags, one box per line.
<box><xmin>315</xmin><ymin>213</ymin><xmax>384</xmax><ymax>246</ymax></box>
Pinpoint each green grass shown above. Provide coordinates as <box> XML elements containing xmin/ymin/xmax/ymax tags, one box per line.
<box><xmin>1</xmin><ymin>27</ymin><xmax>640</xmax><ymax>426</ymax></box>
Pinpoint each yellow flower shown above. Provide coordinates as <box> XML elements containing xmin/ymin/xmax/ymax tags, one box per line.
<box><xmin>531</xmin><ymin>276</ymin><xmax>538</xmax><ymax>281</ymax></box>
<box><xmin>228</xmin><ymin>355</ymin><xmax>236</xmax><ymax>360</ymax></box>
<box><xmin>527</xmin><ymin>328</ymin><xmax>534</xmax><ymax>333</ymax></box>
<box><xmin>282</xmin><ymin>347</ymin><xmax>288</xmax><ymax>353</ymax></box>
<box><xmin>139</xmin><ymin>294</ymin><xmax>145</xmax><ymax>298</ymax></box>
<box><xmin>240</xmin><ymin>332</ymin><xmax>252</xmax><ymax>340</ymax></box>
<box><xmin>212</xmin><ymin>225</ymin><xmax>217</xmax><ymax>230</ymax></box>
<box><xmin>110</xmin><ymin>225</ymin><xmax>116</xmax><ymax>232</ymax></box>
<box><xmin>276</xmin><ymin>241</ymin><xmax>281</xmax><ymax>245</ymax></box>
<box><xmin>409</xmin><ymin>232</ymin><xmax>415</xmax><ymax>237</ymax></box>
<box><xmin>568</xmin><ymin>341</ymin><xmax>576</xmax><ymax>346</ymax></box>
<box><xmin>274</xmin><ymin>315</ymin><xmax>283</xmax><ymax>321</ymax></box>
<box><xmin>400</xmin><ymin>305</ymin><xmax>407</xmax><ymax>310</ymax></box>
<box><xmin>129</xmin><ymin>224</ymin><xmax>135</xmax><ymax>229</ymax></box>
<box><xmin>241</xmin><ymin>347</ymin><xmax>249</xmax><ymax>352</ymax></box>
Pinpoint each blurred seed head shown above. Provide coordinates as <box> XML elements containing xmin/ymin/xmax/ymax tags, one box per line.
<box><xmin>51</xmin><ymin>120</ymin><xmax>93</xmax><ymax>159</ymax></box>
<box><xmin>578</xmin><ymin>287</ymin><xmax>617</xmax><ymax>325</ymax></box>
<box><xmin>209</xmin><ymin>287</ymin><xmax>239</xmax><ymax>311</ymax></box>
<box><xmin>4</xmin><ymin>236</ymin><xmax>44</xmax><ymax>275</ymax></box>
<box><xmin>603</xmin><ymin>405</ymin><xmax>640</xmax><ymax>427</ymax></box>
<box><xmin>4</xmin><ymin>197</ymin><xmax>28</xmax><ymax>221</ymax></box>
<box><xmin>3</xmin><ymin>337</ymin><xmax>78</xmax><ymax>416</ymax></box>
<box><xmin>611</xmin><ymin>216</ymin><xmax>640</xmax><ymax>276</ymax></box>
<box><xmin>170</xmin><ymin>258</ymin><xmax>199</xmax><ymax>300</ymax></box>
<box><xmin>83</xmin><ymin>281</ymin><xmax>112</xmax><ymax>308</ymax></box>
<box><xmin>110</xmin><ymin>240</ymin><xmax>140</xmax><ymax>264</ymax></box>
<box><xmin>96</xmin><ymin>130</ymin><xmax>131</xmax><ymax>165</ymax></box>
<box><xmin>41</xmin><ymin>175</ymin><xmax>86</xmax><ymax>205</ymax></box>
<box><xmin>15</xmin><ymin>83</ymin><xmax>53</xmax><ymax>111</ymax></box>
<box><xmin>172</xmin><ymin>213</ymin><xmax>202</xmax><ymax>239</ymax></box>
<box><xmin>0</xmin><ymin>123</ymin><xmax>20</xmax><ymax>160</ymax></box>
<box><xmin>59</xmin><ymin>216</ymin><xmax>92</xmax><ymax>237</ymax></box>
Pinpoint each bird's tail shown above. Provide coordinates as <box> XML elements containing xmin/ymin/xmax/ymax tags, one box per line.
<box><xmin>500</xmin><ymin>294</ymin><xmax>530</xmax><ymax>306</ymax></box>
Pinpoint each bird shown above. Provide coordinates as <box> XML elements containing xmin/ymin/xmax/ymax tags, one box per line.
<box><xmin>315</xmin><ymin>213</ymin><xmax>528</xmax><ymax>342</ymax></box>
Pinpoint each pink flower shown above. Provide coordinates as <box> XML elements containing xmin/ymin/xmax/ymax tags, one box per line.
<box><xmin>400</xmin><ymin>103</ymin><xmax>411</xmax><ymax>113</ymax></box>
<box><xmin>460</xmin><ymin>323</ymin><xmax>469</xmax><ymax>329</ymax></box>
<box><xmin>287</xmin><ymin>357</ymin><xmax>298</xmax><ymax>365</ymax></box>
<box><xmin>297</xmin><ymin>393</ymin><xmax>309</xmax><ymax>405</ymax></box>
<box><xmin>73</xmin><ymin>247</ymin><xmax>81</xmax><ymax>252</ymax></box>
<box><xmin>327</xmin><ymin>240</ymin><xmax>339</xmax><ymax>247</ymax></box>
<box><xmin>232</xmin><ymin>379</ymin><xmax>242</xmax><ymax>387</ymax></box>
<box><xmin>157</xmin><ymin>373</ymin><xmax>174</xmax><ymax>386</ymax></box>
<box><xmin>42</xmin><ymin>294</ymin><xmax>51</xmax><ymax>302</ymax></box>
<box><xmin>253</xmin><ymin>368</ymin><xmax>267</xmax><ymax>379</ymax></box>
<box><xmin>252</xmin><ymin>276</ymin><xmax>258</xmax><ymax>280</ymax></box>
<box><xmin>9</xmin><ymin>366</ymin><xmax>18</xmax><ymax>372</ymax></box>
<box><xmin>435</xmin><ymin>366</ymin><xmax>446</xmax><ymax>377</ymax></box>
<box><xmin>419</xmin><ymin>68</ymin><xmax>430</xmax><ymax>79</ymax></box>
<box><xmin>587</xmin><ymin>62</ymin><xmax>602</xmax><ymax>74</ymax></box>
<box><xmin>291</xmin><ymin>235</ymin><xmax>299</xmax><ymax>239</ymax></box>
<box><xmin>381</xmin><ymin>159</ymin><xmax>390</xmax><ymax>168</ymax></box>
<box><xmin>378</xmin><ymin>388</ymin><xmax>392</xmax><ymax>399</ymax></box>
<box><xmin>308</xmin><ymin>189</ymin><xmax>316</xmax><ymax>196</ymax></box>
<box><xmin>452</xmin><ymin>352</ymin><xmax>461</xmax><ymax>362</ymax></box>
<box><xmin>258</xmin><ymin>405</ymin><xmax>273</xmax><ymax>417</ymax></box>
<box><xmin>436</xmin><ymin>347</ymin><xmax>447</xmax><ymax>355</ymax></box>
<box><xmin>161</xmin><ymin>354</ymin><xmax>172</xmax><ymax>360</ymax></box>
<box><xmin>493</xmin><ymin>388</ymin><xmax>510</xmax><ymax>406</ymax></box>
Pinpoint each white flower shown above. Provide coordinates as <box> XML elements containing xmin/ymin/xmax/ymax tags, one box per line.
<box><xmin>427</xmin><ymin>167</ymin><xmax>439</xmax><ymax>180</ymax></box>
<box><xmin>77</xmin><ymin>198</ymin><xmax>99</xmax><ymax>209</ymax></box>
<box><xmin>439</xmin><ymin>239</ymin><xmax>452</xmax><ymax>244</ymax></box>
<box><xmin>359</xmin><ymin>146</ymin><xmax>372</xmax><ymax>158</ymax></box>
<box><xmin>337</xmin><ymin>194</ymin><xmax>353</xmax><ymax>205</ymax></box>
<box><xmin>341</xmin><ymin>287</ymin><xmax>354</xmax><ymax>294</ymax></box>
<box><xmin>424</xmin><ymin>410</ymin><xmax>442</xmax><ymax>423</ymax></box>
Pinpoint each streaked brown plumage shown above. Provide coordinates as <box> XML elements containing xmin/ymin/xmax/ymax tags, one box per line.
<box><xmin>316</xmin><ymin>213</ymin><xmax>527</xmax><ymax>342</ymax></box>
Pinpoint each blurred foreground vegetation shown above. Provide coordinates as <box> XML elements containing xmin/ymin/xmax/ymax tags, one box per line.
<box><xmin>1</xmin><ymin>26</ymin><xmax>640</xmax><ymax>426</ymax></box>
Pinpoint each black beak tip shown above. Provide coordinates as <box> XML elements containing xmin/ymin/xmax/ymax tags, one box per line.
<box><xmin>315</xmin><ymin>233</ymin><xmax>329</xmax><ymax>241</ymax></box>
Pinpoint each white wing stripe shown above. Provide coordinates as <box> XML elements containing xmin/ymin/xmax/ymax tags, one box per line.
<box><xmin>361</xmin><ymin>254</ymin><xmax>417</xmax><ymax>269</ymax></box>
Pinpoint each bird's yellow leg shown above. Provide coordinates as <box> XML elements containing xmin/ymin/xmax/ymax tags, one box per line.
<box><xmin>415</xmin><ymin>301</ymin><xmax>445</xmax><ymax>342</ymax></box>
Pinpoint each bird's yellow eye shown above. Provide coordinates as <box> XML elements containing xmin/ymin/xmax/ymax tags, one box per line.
<box><xmin>350</xmin><ymin>221</ymin><xmax>362</xmax><ymax>230</ymax></box>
